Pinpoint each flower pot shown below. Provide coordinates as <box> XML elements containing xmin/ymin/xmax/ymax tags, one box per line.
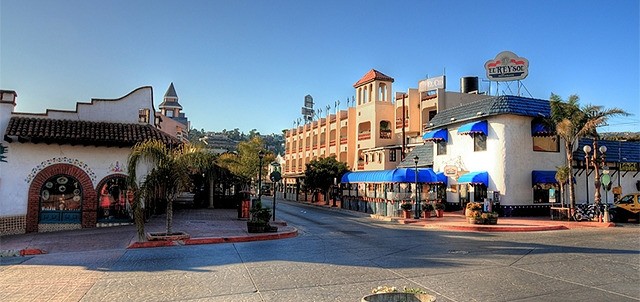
<box><xmin>402</xmin><ymin>210</ymin><xmax>413</xmax><ymax>219</ymax></box>
<box><xmin>361</xmin><ymin>292</ymin><xmax>436</xmax><ymax>302</ymax></box>
<box><xmin>486</xmin><ymin>217</ymin><xmax>498</xmax><ymax>225</ymax></box>
<box><xmin>436</xmin><ymin>209</ymin><xmax>444</xmax><ymax>218</ymax></box>
<box><xmin>247</xmin><ymin>221</ymin><xmax>266</xmax><ymax>233</ymax></box>
<box><xmin>467</xmin><ymin>217</ymin><xmax>483</xmax><ymax>224</ymax></box>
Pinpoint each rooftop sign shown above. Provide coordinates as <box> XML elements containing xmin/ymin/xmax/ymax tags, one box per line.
<box><xmin>419</xmin><ymin>75</ymin><xmax>446</xmax><ymax>92</ymax></box>
<box><xmin>484</xmin><ymin>51</ymin><xmax>529</xmax><ymax>81</ymax></box>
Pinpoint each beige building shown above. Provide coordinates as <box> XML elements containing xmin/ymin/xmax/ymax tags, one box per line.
<box><xmin>283</xmin><ymin>69</ymin><xmax>486</xmax><ymax>196</ymax></box>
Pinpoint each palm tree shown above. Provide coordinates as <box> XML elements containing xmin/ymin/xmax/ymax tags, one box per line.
<box><xmin>549</xmin><ymin>94</ymin><xmax>629</xmax><ymax>211</ymax></box>
<box><xmin>127</xmin><ymin>140</ymin><xmax>214</xmax><ymax>241</ymax></box>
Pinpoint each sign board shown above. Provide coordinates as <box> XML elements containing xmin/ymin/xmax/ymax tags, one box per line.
<box><xmin>304</xmin><ymin>95</ymin><xmax>314</xmax><ymax>108</ymax></box>
<box><xmin>418</xmin><ymin>75</ymin><xmax>446</xmax><ymax>92</ymax></box>
<box><xmin>444</xmin><ymin>165</ymin><xmax>458</xmax><ymax>177</ymax></box>
<box><xmin>270</xmin><ymin>171</ymin><xmax>282</xmax><ymax>182</ymax></box>
<box><xmin>601</xmin><ymin>174</ymin><xmax>611</xmax><ymax>191</ymax></box>
<box><xmin>620</xmin><ymin>162</ymin><xmax>639</xmax><ymax>172</ymax></box>
<box><xmin>484</xmin><ymin>51</ymin><xmax>529</xmax><ymax>81</ymax></box>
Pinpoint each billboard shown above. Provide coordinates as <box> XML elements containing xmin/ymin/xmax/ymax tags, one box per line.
<box><xmin>484</xmin><ymin>51</ymin><xmax>529</xmax><ymax>81</ymax></box>
<box><xmin>418</xmin><ymin>75</ymin><xmax>446</xmax><ymax>92</ymax></box>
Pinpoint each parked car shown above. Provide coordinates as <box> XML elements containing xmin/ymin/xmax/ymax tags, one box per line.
<box><xmin>261</xmin><ymin>185</ymin><xmax>272</xmax><ymax>196</ymax></box>
<box><xmin>613</xmin><ymin>192</ymin><xmax>640</xmax><ymax>223</ymax></box>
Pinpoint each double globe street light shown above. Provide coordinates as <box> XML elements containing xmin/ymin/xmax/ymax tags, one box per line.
<box><xmin>583</xmin><ymin>143</ymin><xmax>610</xmax><ymax>222</ymax></box>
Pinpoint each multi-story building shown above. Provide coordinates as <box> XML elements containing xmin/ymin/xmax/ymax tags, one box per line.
<box><xmin>283</xmin><ymin>69</ymin><xmax>486</xmax><ymax>196</ymax></box>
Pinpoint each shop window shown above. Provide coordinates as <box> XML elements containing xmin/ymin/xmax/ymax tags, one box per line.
<box><xmin>98</xmin><ymin>177</ymin><xmax>133</xmax><ymax>222</ymax></box>
<box><xmin>474</xmin><ymin>134</ymin><xmax>486</xmax><ymax>151</ymax></box>
<box><xmin>437</xmin><ymin>140</ymin><xmax>447</xmax><ymax>155</ymax></box>
<box><xmin>533</xmin><ymin>136</ymin><xmax>559</xmax><ymax>152</ymax></box>
<box><xmin>533</xmin><ymin>184</ymin><xmax>560</xmax><ymax>204</ymax></box>
<box><xmin>473</xmin><ymin>185</ymin><xmax>487</xmax><ymax>202</ymax></box>
<box><xmin>39</xmin><ymin>175</ymin><xmax>82</xmax><ymax>223</ymax></box>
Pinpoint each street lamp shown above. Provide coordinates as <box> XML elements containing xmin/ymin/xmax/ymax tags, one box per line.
<box><xmin>414</xmin><ymin>155</ymin><xmax>420</xmax><ymax>219</ymax></box>
<box><xmin>583</xmin><ymin>143</ymin><xmax>608</xmax><ymax>221</ymax></box>
<box><xmin>258</xmin><ymin>150</ymin><xmax>265</xmax><ymax>201</ymax></box>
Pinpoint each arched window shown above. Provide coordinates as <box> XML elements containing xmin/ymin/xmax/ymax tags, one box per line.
<box><xmin>39</xmin><ymin>174</ymin><xmax>82</xmax><ymax>223</ymax></box>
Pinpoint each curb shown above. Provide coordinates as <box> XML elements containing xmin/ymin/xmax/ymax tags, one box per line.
<box><xmin>127</xmin><ymin>228</ymin><xmax>298</xmax><ymax>249</ymax></box>
<box><xmin>0</xmin><ymin>248</ymin><xmax>47</xmax><ymax>257</ymax></box>
<box><xmin>426</xmin><ymin>224</ymin><xmax>569</xmax><ymax>232</ymax></box>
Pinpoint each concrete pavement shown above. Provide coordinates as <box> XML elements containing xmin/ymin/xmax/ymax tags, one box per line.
<box><xmin>0</xmin><ymin>198</ymin><xmax>616</xmax><ymax>258</ymax></box>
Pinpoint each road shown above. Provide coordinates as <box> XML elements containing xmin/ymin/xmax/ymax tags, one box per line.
<box><xmin>2</xmin><ymin>201</ymin><xmax>639</xmax><ymax>301</ymax></box>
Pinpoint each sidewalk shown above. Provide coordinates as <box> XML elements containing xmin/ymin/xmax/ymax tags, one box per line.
<box><xmin>0</xmin><ymin>208</ymin><xmax>297</xmax><ymax>257</ymax></box>
<box><xmin>288</xmin><ymin>198</ymin><xmax>616</xmax><ymax>232</ymax></box>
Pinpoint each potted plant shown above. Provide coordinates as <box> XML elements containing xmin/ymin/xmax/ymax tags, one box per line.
<box><xmin>248</xmin><ymin>201</ymin><xmax>273</xmax><ymax>233</ymax></box>
<box><xmin>465</xmin><ymin>202</ymin><xmax>482</xmax><ymax>222</ymax></box>
<box><xmin>482</xmin><ymin>212</ymin><xmax>499</xmax><ymax>225</ymax></box>
<box><xmin>467</xmin><ymin>210</ymin><xmax>483</xmax><ymax>224</ymax></box>
<box><xmin>422</xmin><ymin>203</ymin><xmax>434</xmax><ymax>218</ymax></box>
<box><xmin>362</xmin><ymin>286</ymin><xmax>436</xmax><ymax>302</ymax></box>
<box><xmin>400</xmin><ymin>202</ymin><xmax>413</xmax><ymax>219</ymax></box>
<box><xmin>434</xmin><ymin>202</ymin><xmax>445</xmax><ymax>218</ymax></box>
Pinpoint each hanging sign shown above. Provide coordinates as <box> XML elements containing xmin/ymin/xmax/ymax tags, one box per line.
<box><xmin>485</xmin><ymin>51</ymin><xmax>529</xmax><ymax>81</ymax></box>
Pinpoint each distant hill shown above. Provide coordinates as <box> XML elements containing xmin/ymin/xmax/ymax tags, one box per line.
<box><xmin>601</xmin><ymin>132</ymin><xmax>640</xmax><ymax>141</ymax></box>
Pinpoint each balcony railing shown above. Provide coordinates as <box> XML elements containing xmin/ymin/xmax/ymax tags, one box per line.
<box><xmin>395</xmin><ymin>119</ymin><xmax>408</xmax><ymax>129</ymax></box>
<box><xmin>358</xmin><ymin>132</ymin><xmax>371</xmax><ymax>140</ymax></box>
<box><xmin>340</xmin><ymin>137</ymin><xmax>348</xmax><ymax>144</ymax></box>
<box><xmin>380</xmin><ymin>130</ymin><xmax>392</xmax><ymax>139</ymax></box>
<box><xmin>329</xmin><ymin>140</ymin><xmax>336</xmax><ymax>146</ymax></box>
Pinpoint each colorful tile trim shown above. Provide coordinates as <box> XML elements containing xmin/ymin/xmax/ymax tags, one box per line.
<box><xmin>25</xmin><ymin>157</ymin><xmax>97</xmax><ymax>184</ymax></box>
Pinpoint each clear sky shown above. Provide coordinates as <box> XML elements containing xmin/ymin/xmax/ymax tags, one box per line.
<box><xmin>1</xmin><ymin>0</ymin><xmax>639</xmax><ymax>135</ymax></box>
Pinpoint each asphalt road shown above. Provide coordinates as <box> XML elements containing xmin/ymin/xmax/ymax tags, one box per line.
<box><xmin>2</xmin><ymin>201</ymin><xmax>639</xmax><ymax>302</ymax></box>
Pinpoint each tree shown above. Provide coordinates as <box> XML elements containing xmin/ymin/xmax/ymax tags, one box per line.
<box><xmin>217</xmin><ymin>136</ymin><xmax>274</xmax><ymax>187</ymax></box>
<box><xmin>548</xmin><ymin>93</ymin><xmax>629</xmax><ymax>210</ymax></box>
<box><xmin>555</xmin><ymin>166</ymin><xmax>570</xmax><ymax>207</ymax></box>
<box><xmin>304</xmin><ymin>156</ymin><xmax>349</xmax><ymax>202</ymax></box>
<box><xmin>127</xmin><ymin>140</ymin><xmax>214</xmax><ymax>240</ymax></box>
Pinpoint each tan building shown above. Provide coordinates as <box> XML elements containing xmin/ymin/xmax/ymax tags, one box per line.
<box><xmin>283</xmin><ymin>69</ymin><xmax>486</xmax><ymax>197</ymax></box>
<box><xmin>156</xmin><ymin>83</ymin><xmax>190</xmax><ymax>142</ymax></box>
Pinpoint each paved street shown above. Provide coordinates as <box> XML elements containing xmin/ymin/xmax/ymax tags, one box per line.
<box><xmin>1</xmin><ymin>200</ymin><xmax>639</xmax><ymax>302</ymax></box>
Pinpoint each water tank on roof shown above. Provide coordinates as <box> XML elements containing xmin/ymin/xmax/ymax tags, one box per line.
<box><xmin>460</xmin><ymin>76</ymin><xmax>479</xmax><ymax>94</ymax></box>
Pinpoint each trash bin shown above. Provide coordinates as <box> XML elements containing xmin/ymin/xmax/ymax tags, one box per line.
<box><xmin>237</xmin><ymin>192</ymin><xmax>251</xmax><ymax>219</ymax></box>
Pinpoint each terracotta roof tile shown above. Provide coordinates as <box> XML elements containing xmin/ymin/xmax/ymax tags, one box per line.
<box><xmin>353</xmin><ymin>69</ymin><xmax>395</xmax><ymax>88</ymax></box>
<box><xmin>4</xmin><ymin>117</ymin><xmax>181</xmax><ymax>147</ymax></box>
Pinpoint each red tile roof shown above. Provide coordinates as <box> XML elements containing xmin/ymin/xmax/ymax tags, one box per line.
<box><xmin>4</xmin><ymin>117</ymin><xmax>181</xmax><ymax>147</ymax></box>
<box><xmin>353</xmin><ymin>69</ymin><xmax>394</xmax><ymax>88</ymax></box>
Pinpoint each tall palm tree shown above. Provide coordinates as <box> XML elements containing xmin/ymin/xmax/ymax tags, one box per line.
<box><xmin>549</xmin><ymin>94</ymin><xmax>629</xmax><ymax>211</ymax></box>
<box><xmin>127</xmin><ymin>140</ymin><xmax>214</xmax><ymax>240</ymax></box>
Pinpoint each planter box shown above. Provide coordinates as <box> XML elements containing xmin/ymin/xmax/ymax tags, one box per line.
<box><xmin>247</xmin><ymin>222</ymin><xmax>267</xmax><ymax>233</ymax></box>
<box><xmin>146</xmin><ymin>231</ymin><xmax>190</xmax><ymax>241</ymax></box>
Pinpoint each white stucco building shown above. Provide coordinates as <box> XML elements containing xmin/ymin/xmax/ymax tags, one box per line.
<box><xmin>0</xmin><ymin>87</ymin><xmax>180</xmax><ymax>235</ymax></box>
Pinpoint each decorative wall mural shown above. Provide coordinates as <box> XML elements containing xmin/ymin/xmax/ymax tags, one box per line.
<box><xmin>109</xmin><ymin>161</ymin><xmax>124</xmax><ymax>173</ymax></box>
<box><xmin>25</xmin><ymin>157</ymin><xmax>97</xmax><ymax>184</ymax></box>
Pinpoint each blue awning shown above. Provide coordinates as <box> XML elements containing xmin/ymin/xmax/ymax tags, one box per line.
<box><xmin>436</xmin><ymin>172</ymin><xmax>448</xmax><ymax>185</ymax></box>
<box><xmin>531</xmin><ymin>121</ymin><xmax>554</xmax><ymax>136</ymax></box>
<box><xmin>341</xmin><ymin>168</ymin><xmax>439</xmax><ymax>183</ymax></box>
<box><xmin>423</xmin><ymin>128</ymin><xmax>448</xmax><ymax>142</ymax></box>
<box><xmin>457</xmin><ymin>171</ymin><xmax>488</xmax><ymax>186</ymax></box>
<box><xmin>458</xmin><ymin>120</ymin><xmax>487</xmax><ymax>135</ymax></box>
<box><xmin>531</xmin><ymin>170</ymin><xmax>557</xmax><ymax>185</ymax></box>
<box><xmin>532</xmin><ymin>170</ymin><xmax>574</xmax><ymax>185</ymax></box>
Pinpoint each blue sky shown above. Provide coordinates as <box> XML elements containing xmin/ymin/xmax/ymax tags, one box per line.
<box><xmin>1</xmin><ymin>0</ymin><xmax>638</xmax><ymax>135</ymax></box>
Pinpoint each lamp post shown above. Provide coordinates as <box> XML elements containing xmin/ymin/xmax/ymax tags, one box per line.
<box><xmin>414</xmin><ymin>155</ymin><xmax>420</xmax><ymax>219</ymax></box>
<box><xmin>270</xmin><ymin>161</ymin><xmax>280</xmax><ymax>221</ymax></box>
<box><xmin>583</xmin><ymin>145</ymin><xmax>590</xmax><ymax>204</ymax></box>
<box><xmin>258</xmin><ymin>150</ymin><xmax>265</xmax><ymax>201</ymax></box>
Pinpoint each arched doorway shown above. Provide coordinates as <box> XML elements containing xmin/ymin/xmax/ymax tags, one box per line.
<box><xmin>27</xmin><ymin>163</ymin><xmax>97</xmax><ymax>232</ymax></box>
<box><xmin>96</xmin><ymin>174</ymin><xmax>133</xmax><ymax>223</ymax></box>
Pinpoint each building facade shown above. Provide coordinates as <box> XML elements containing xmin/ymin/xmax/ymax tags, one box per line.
<box><xmin>0</xmin><ymin>86</ymin><xmax>180</xmax><ymax>235</ymax></box>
